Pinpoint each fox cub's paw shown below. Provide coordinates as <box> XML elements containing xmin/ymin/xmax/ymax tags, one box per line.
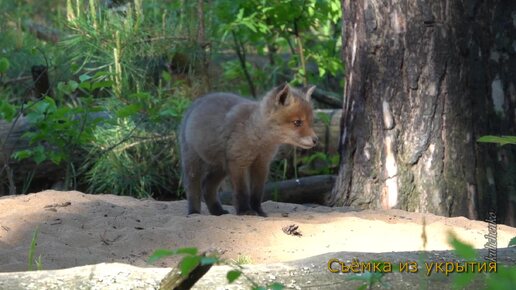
<box><xmin>210</xmin><ymin>208</ymin><xmax>229</xmax><ymax>216</ymax></box>
<box><xmin>236</xmin><ymin>209</ymin><xmax>258</xmax><ymax>216</ymax></box>
<box><xmin>237</xmin><ymin>209</ymin><xmax>268</xmax><ymax>217</ymax></box>
<box><xmin>254</xmin><ymin>209</ymin><xmax>268</xmax><ymax>218</ymax></box>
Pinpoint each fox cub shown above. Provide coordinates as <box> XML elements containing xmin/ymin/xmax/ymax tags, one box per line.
<box><xmin>179</xmin><ymin>83</ymin><xmax>318</xmax><ymax>217</ymax></box>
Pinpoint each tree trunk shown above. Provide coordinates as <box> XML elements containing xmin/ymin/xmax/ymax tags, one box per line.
<box><xmin>331</xmin><ymin>0</ymin><xmax>516</xmax><ymax>226</ymax></box>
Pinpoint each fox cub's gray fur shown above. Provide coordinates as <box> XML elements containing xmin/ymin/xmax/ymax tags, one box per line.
<box><xmin>179</xmin><ymin>83</ymin><xmax>318</xmax><ymax>217</ymax></box>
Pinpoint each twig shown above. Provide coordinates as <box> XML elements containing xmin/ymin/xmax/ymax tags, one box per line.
<box><xmin>232</xmin><ymin>31</ymin><xmax>257</xmax><ymax>98</ymax></box>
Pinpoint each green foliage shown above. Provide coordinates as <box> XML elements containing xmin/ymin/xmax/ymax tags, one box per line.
<box><xmin>148</xmin><ymin>247</ymin><xmax>198</xmax><ymax>264</ymax></box>
<box><xmin>232</xmin><ymin>255</ymin><xmax>253</xmax><ymax>265</ymax></box>
<box><xmin>509</xmin><ymin>237</ymin><xmax>516</xmax><ymax>247</ymax></box>
<box><xmin>1</xmin><ymin>0</ymin><xmax>342</xmax><ymax>196</ymax></box>
<box><xmin>317</xmin><ymin>111</ymin><xmax>332</xmax><ymax>126</ymax></box>
<box><xmin>446</xmin><ymin>233</ymin><xmax>478</xmax><ymax>290</ymax></box>
<box><xmin>447</xmin><ymin>232</ymin><xmax>516</xmax><ymax>290</ymax></box>
<box><xmin>226</xmin><ymin>270</ymin><xmax>242</xmax><ymax>283</ymax></box>
<box><xmin>299</xmin><ymin>152</ymin><xmax>339</xmax><ymax>175</ymax></box>
<box><xmin>84</xmin><ymin>117</ymin><xmax>174</xmax><ymax>198</ymax></box>
<box><xmin>0</xmin><ymin>99</ymin><xmax>16</xmax><ymax>122</ymax></box>
<box><xmin>0</xmin><ymin>57</ymin><xmax>10</xmax><ymax>73</ymax></box>
<box><xmin>214</xmin><ymin>0</ymin><xmax>343</xmax><ymax>91</ymax></box>
<box><xmin>61</xmin><ymin>0</ymin><xmax>204</xmax><ymax>97</ymax></box>
<box><xmin>477</xmin><ymin>135</ymin><xmax>516</xmax><ymax>146</ymax></box>
<box><xmin>484</xmin><ymin>265</ymin><xmax>516</xmax><ymax>290</ymax></box>
<box><xmin>447</xmin><ymin>234</ymin><xmax>477</xmax><ymax>260</ymax></box>
<box><xmin>13</xmin><ymin>95</ymin><xmax>102</xmax><ymax>166</ymax></box>
<box><xmin>149</xmin><ymin>247</ymin><xmax>284</xmax><ymax>289</ymax></box>
<box><xmin>28</xmin><ymin>227</ymin><xmax>42</xmax><ymax>271</ymax></box>
<box><xmin>83</xmin><ymin>90</ymin><xmax>189</xmax><ymax>198</ymax></box>
<box><xmin>149</xmin><ymin>247</ymin><xmax>217</xmax><ymax>278</ymax></box>
<box><xmin>346</xmin><ymin>260</ymin><xmax>398</xmax><ymax>289</ymax></box>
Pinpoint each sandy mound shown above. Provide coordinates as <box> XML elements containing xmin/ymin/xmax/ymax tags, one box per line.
<box><xmin>0</xmin><ymin>190</ymin><xmax>515</xmax><ymax>272</ymax></box>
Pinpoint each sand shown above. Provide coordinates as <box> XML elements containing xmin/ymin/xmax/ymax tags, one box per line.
<box><xmin>0</xmin><ymin>190</ymin><xmax>515</xmax><ymax>272</ymax></box>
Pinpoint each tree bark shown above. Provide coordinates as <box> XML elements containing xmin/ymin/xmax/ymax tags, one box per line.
<box><xmin>331</xmin><ymin>0</ymin><xmax>516</xmax><ymax>226</ymax></box>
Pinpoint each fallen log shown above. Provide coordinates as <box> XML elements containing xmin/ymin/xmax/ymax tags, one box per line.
<box><xmin>219</xmin><ymin>175</ymin><xmax>336</xmax><ymax>206</ymax></box>
<box><xmin>312</xmin><ymin>88</ymin><xmax>343</xmax><ymax>108</ymax></box>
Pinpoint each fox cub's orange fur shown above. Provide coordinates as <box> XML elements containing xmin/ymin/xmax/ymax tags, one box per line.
<box><xmin>179</xmin><ymin>84</ymin><xmax>318</xmax><ymax>217</ymax></box>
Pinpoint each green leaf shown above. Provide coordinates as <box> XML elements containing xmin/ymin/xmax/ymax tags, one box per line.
<box><xmin>116</xmin><ymin>104</ymin><xmax>141</xmax><ymax>118</ymax></box>
<box><xmin>448</xmin><ymin>235</ymin><xmax>477</xmax><ymax>260</ymax></box>
<box><xmin>268</xmin><ymin>282</ymin><xmax>285</xmax><ymax>290</ymax></box>
<box><xmin>175</xmin><ymin>247</ymin><xmax>198</xmax><ymax>256</ymax></box>
<box><xmin>509</xmin><ymin>236</ymin><xmax>516</xmax><ymax>247</ymax></box>
<box><xmin>226</xmin><ymin>270</ymin><xmax>241</xmax><ymax>283</ymax></box>
<box><xmin>79</xmin><ymin>81</ymin><xmax>92</xmax><ymax>91</ymax></box>
<box><xmin>129</xmin><ymin>92</ymin><xmax>151</xmax><ymax>102</ymax></box>
<box><xmin>317</xmin><ymin>112</ymin><xmax>331</xmax><ymax>126</ymax></box>
<box><xmin>162</xmin><ymin>71</ymin><xmax>172</xmax><ymax>82</ymax></box>
<box><xmin>43</xmin><ymin>97</ymin><xmax>57</xmax><ymax>113</ymax></box>
<box><xmin>28</xmin><ymin>227</ymin><xmax>39</xmax><ymax>271</ymax></box>
<box><xmin>70</xmin><ymin>63</ymin><xmax>79</xmax><ymax>73</ymax></box>
<box><xmin>91</xmin><ymin>80</ymin><xmax>113</xmax><ymax>90</ymax></box>
<box><xmin>179</xmin><ymin>255</ymin><xmax>201</xmax><ymax>277</ymax></box>
<box><xmin>0</xmin><ymin>100</ymin><xmax>16</xmax><ymax>121</ymax></box>
<box><xmin>93</xmin><ymin>71</ymin><xmax>110</xmax><ymax>78</ymax></box>
<box><xmin>57</xmin><ymin>80</ymin><xmax>79</xmax><ymax>95</ymax></box>
<box><xmin>33</xmin><ymin>100</ymin><xmax>50</xmax><ymax>114</ymax></box>
<box><xmin>147</xmin><ymin>249</ymin><xmax>176</xmax><ymax>264</ymax></box>
<box><xmin>33</xmin><ymin>145</ymin><xmax>47</xmax><ymax>164</ymax></box>
<box><xmin>452</xmin><ymin>271</ymin><xmax>475</xmax><ymax>290</ymax></box>
<box><xmin>477</xmin><ymin>135</ymin><xmax>516</xmax><ymax>146</ymax></box>
<box><xmin>147</xmin><ymin>247</ymin><xmax>199</xmax><ymax>264</ymax></box>
<box><xmin>159</xmin><ymin>108</ymin><xmax>178</xmax><ymax>117</ymax></box>
<box><xmin>12</xmin><ymin>149</ymin><xmax>33</xmax><ymax>161</ymax></box>
<box><xmin>68</xmin><ymin>80</ymin><xmax>79</xmax><ymax>91</ymax></box>
<box><xmin>485</xmin><ymin>265</ymin><xmax>516</xmax><ymax>290</ymax></box>
<box><xmin>200</xmin><ymin>256</ymin><xmax>218</xmax><ymax>265</ymax></box>
<box><xmin>49</xmin><ymin>152</ymin><xmax>63</xmax><ymax>165</ymax></box>
<box><xmin>79</xmin><ymin>74</ymin><xmax>92</xmax><ymax>82</ymax></box>
<box><xmin>0</xmin><ymin>57</ymin><xmax>10</xmax><ymax>73</ymax></box>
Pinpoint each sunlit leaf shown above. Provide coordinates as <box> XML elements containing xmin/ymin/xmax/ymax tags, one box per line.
<box><xmin>509</xmin><ymin>237</ymin><xmax>516</xmax><ymax>247</ymax></box>
<box><xmin>147</xmin><ymin>249</ymin><xmax>176</xmax><ymax>264</ymax></box>
<box><xmin>116</xmin><ymin>104</ymin><xmax>141</xmax><ymax>118</ymax></box>
<box><xmin>448</xmin><ymin>234</ymin><xmax>477</xmax><ymax>260</ymax></box>
<box><xmin>180</xmin><ymin>255</ymin><xmax>201</xmax><ymax>277</ymax></box>
<box><xmin>0</xmin><ymin>57</ymin><xmax>10</xmax><ymax>73</ymax></box>
<box><xmin>477</xmin><ymin>135</ymin><xmax>516</xmax><ymax>146</ymax></box>
<box><xmin>226</xmin><ymin>270</ymin><xmax>241</xmax><ymax>283</ymax></box>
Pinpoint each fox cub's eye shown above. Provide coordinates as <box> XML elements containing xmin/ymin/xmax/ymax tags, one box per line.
<box><xmin>293</xmin><ymin>119</ymin><xmax>303</xmax><ymax>127</ymax></box>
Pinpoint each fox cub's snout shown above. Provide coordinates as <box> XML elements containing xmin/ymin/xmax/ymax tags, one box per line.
<box><xmin>180</xmin><ymin>83</ymin><xmax>317</xmax><ymax>217</ymax></box>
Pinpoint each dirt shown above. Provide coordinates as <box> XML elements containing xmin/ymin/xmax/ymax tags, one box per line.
<box><xmin>0</xmin><ymin>190</ymin><xmax>515</xmax><ymax>273</ymax></box>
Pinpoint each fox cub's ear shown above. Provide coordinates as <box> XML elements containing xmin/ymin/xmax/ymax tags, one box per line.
<box><xmin>303</xmin><ymin>85</ymin><xmax>316</xmax><ymax>102</ymax></box>
<box><xmin>275</xmin><ymin>83</ymin><xmax>291</xmax><ymax>106</ymax></box>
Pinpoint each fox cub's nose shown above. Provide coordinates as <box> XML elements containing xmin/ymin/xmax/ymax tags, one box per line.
<box><xmin>312</xmin><ymin>136</ymin><xmax>319</xmax><ymax>145</ymax></box>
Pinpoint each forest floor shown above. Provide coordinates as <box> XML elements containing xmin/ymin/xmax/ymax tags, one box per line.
<box><xmin>0</xmin><ymin>190</ymin><xmax>515</xmax><ymax>289</ymax></box>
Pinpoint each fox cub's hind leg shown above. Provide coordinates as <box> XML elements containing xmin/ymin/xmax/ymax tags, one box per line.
<box><xmin>201</xmin><ymin>167</ymin><xmax>229</xmax><ymax>216</ymax></box>
<box><xmin>182</xmin><ymin>151</ymin><xmax>202</xmax><ymax>215</ymax></box>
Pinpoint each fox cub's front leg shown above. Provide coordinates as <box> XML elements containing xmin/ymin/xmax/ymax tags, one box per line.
<box><xmin>228</xmin><ymin>162</ymin><xmax>256</xmax><ymax>215</ymax></box>
<box><xmin>249</xmin><ymin>157</ymin><xmax>269</xmax><ymax>217</ymax></box>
